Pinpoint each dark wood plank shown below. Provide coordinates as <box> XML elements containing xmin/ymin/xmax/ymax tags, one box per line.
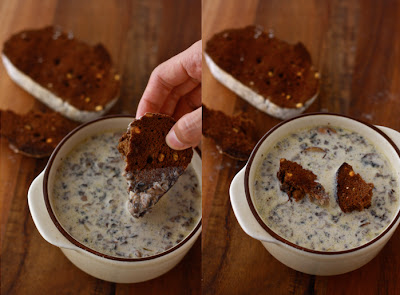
<box><xmin>202</xmin><ymin>0</ymin><xmax>400</xmax><ymax>294</ymax></box>
<box><xmin>0</xmin><ymin>0</ymin><xmax>201</xmax><ymax>294</ymax></box>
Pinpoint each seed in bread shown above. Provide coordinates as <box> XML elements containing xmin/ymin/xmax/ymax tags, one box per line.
<box><xmin>336</xmin><ymin>162</ymin><xmax>374</xmax><ymax>213</ymax></box>
<box><xmin>118</xmin><ymin>113</ymin><xmax>193</xmax><ymax>218</ymax></box>
<box><xmin>277</xmin><ymin>158</ymin><xmax>329</xmax><ymax>205</ymax></box>
<box><xmin>202</xmin><ymin>104</ymin><xmax>257</xmax><ymax>161</ymax></box>
<box><xmin>0</xmin><ymin>109</ymin><xmax>78</xmax><ymax>158</ymax></box>
<box><xmin>205</xmin><ymin>26</ymin><xmax>320</xmax><ymax>120</ymax></box>
<box><xmin>2</xmin><ymin>26</ymin><xmax>121</xmax><ymax>122</ymax></box>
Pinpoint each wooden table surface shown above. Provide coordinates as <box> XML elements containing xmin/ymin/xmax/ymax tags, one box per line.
<box><xmin>202</xmin><ymin>0</ymin><xmax>400</xmax><ymax>294</ymax></box>
<box><xmin>0</xmin><ymin>1</ymin><xmax>201</xmax><ymax>294</ymax></box>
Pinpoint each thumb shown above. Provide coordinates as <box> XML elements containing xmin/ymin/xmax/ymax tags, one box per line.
<box><xmin>166</xmin><ymin>107</ymin><xmax>202</xmax><ymax>150</ymax></box>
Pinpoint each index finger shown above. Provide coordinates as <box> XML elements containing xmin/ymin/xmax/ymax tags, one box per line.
<box><xmin>136</xmin><ymin>40</ymin><xmax>202</xmax><ymax>118</ymax></box>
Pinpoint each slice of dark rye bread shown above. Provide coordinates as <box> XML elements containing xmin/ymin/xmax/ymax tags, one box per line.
<box><xmin>202</xmin><ymin>104</ymin><xmax>257</xmax><ymax>161</ymax></box>
<box><xmin>205</xmin><ymin>26</ymin><xmax>320</xmax><ymax>120</ymax></box>
<box><xmin>0</xmin><ymin>109</ymin><xmax>78</xmax><ymax>158</ymax></box>
<box><xmin>277</xmin><ymin>159</ymin><xmax>329</xmax><ymax>205</ymax></box>
<box><xmin>118</xmin><ymin>113</ymin><xmax>193</xmax><ymax>218</ymax></box>
<box><xmin>336</xmin><ymin>162</ymin><xmax>374</xmax><ymax>213</ymax></box>
<box><xmin>2</xmin><ymin>26</ymin><xmax>120</xmax><ymax>122</ymax></box>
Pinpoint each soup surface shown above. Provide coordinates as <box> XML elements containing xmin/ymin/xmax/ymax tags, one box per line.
<box><xmin>52</xmin><ymin>130</ymin><xmax>201</xmax><ymax>258</ymax></box>
<box><xmin>253</xmin><ymin>126</ymin><xmax>399</xmax><ymax>251</ymax></box>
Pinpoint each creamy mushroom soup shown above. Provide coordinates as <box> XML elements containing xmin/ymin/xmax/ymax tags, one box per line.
<box><xmin>253</xmin><ymin>126</ymin><xmax>399</xmax><ymax>251</ymax></box>
<box><xmin>51</xmin><ymin>131</ymin><xmax>201</xmax><ymax>258</ymax></box>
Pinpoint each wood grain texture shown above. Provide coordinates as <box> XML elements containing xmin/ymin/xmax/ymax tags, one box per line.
<box><xmin>202</xmin><ymin>0</ymin><xmax>400</xmax><ymax>294</ymax></box>
<box><xmin>0</xmin><ymin>0</ymin><xmax>201</xmax><ymax>294</ymax></box>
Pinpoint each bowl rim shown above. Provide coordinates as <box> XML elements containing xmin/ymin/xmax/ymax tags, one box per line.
<box><xmin>244</xmin><ymin>112</ymin><xmax>400</xmax><ymax>255</ymax></box>
<box><xmin>43</xmin><ymin>114</ymin><xmax>202</xmax><ymax>262</ymax></box>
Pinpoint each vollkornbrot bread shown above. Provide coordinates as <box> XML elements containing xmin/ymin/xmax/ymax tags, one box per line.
<box><xmin>205</xmin><ymin>26</ymin><xmax>320</xmax><ymax>120</ymax></box>
<box><xmin>336</xmin><ymin>162</ymin><xmax>374</xmax><ymax>213</ymax></box>
<box><xmin>0</xmin><ymin>109</ymin><xmax>78</xmax><ymax>158</ymax></box>
<box><xmin>2</xmin><ymin>26</ymin><xmax>120</xmax><ymax>122</ymax></box>
<box><xmin>202</xmin><ymin>104</ymin><xmax>257</xmax><ymax>161</ymax></box>
<box><xmin>118</xmin><ymin>113</ymin><xmax>193</xmax><ymax>217</ymax></box>
<box><xmin>277</xmin><ymin>158</ymin><xmax>329</xmax><ymax>205</ymax></box>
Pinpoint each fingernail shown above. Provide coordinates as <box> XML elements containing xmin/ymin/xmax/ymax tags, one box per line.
<box><xmin>166</xmin><ymin>129</ymin><xmax>187</xmax><ymax>150</ymax></box>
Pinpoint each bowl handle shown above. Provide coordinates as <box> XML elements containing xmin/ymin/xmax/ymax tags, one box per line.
<box><xmin>28</xmin><ymin>171</ymin><xmax>79</xmax><ymax>251</ymax></box>
<box><xmin>230</xmin><ymin>167</ymin><xmax>279</xmax><ymax>244</ymax></box>
<box><xmin>377</xmin><ymin>126</ymin><xmax>400</xmax><ymax>148</ymax></box>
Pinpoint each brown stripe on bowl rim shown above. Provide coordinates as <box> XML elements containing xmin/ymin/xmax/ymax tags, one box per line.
<box><xmin>244</xmin><ymin>112</ymin><xmax>400</xmax><ymax>255</ymax></box>
<box><xmin>43</xmin><ymin>115</ymin><xmax>202</xmax><ymax>261</ymax></box>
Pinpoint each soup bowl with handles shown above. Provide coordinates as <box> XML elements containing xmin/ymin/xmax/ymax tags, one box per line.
<box><xmin>28</xmin><ymin>115</ymin><xmax>202</xmax><ymax>283</ymax></box>
<box><xmin>230</xmin><ymin>113</ymin><xmax>400</xmax><ymax>275</ymax></box>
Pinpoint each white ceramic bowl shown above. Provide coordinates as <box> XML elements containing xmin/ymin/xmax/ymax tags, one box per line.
<box><xmin>230</xmin><ymin>113</ymin><xmax>400</xmax><ymax>275</ymax></box>
<box><xmin>28</xmin><ymin>115</ymin><xmax>202</xmax><ymax>283</ymax></box>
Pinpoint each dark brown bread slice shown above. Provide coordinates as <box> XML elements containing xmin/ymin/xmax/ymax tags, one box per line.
<box><xmin>2</xmin><ymin>26</ymin><xmax>120</xmax><ymax>121</ymax></box>
<box><xmin>336</xmin><ymin>162</ymin><xmax>374</xmax><ymax>213</ymax></box>
<box><xmin>118</xmin><ymin>113</ymin><xmax>193</xmax><ymax>218</ymax></box>
<box><xmin>0</xmin><ymin>109</ymin><xmax>79</xmax><ymax>158</ymax></box>
<box><xmin>202</xmin><ymin>104</ymin><xmax>257</xmax><ymax>161</ymax></box>
<box><xmin>277</xmin><ymin>158</ymin><xmax>329</xmax><ymax>205</ymax></box>
<box><xmin>205</xmin><ymin>26</ymin><xmax>319</xmax><ymax>115</ymax></box>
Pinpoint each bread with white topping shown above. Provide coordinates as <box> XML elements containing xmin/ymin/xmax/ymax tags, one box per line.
<box><xmin>2</xmin><ymin>27</ymin><xmax>120</xmax><ymax>122</ymax></box>
<box><xmin>205</xmin><ymin>26</ymin><xmax>320</xmax><ymax>120</ymax></box>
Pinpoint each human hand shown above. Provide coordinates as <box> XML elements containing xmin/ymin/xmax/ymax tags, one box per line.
<box><xmin>136</xmin><ymin>40</ymin><xmax>202</xmax><ymax>150</ymax></box>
